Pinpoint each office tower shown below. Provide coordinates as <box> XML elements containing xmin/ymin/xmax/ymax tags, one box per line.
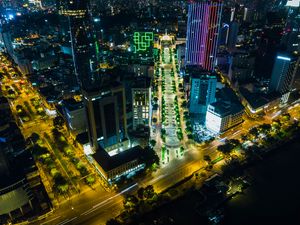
<box><xmin>0</xmin><ymin>24</ymin><xmax>14</xmax><ymax>57</ymax></box>
<box><xmin>227</xmin><ymin>21</ymin><xmax>239</xmax><ymax>50</ymax></box>
<box><xmin>269</xmin><ymin>54</ymin><xmax>299</xmax><ymax>96</ymax></box>
<box><xmin>57</xmin><ymin>0</ymin><xmax>99</xmax><ymax>90</ymax></box>
<box><xmin>62</xmin><ymin>99</ymin><xmax>87</xmax><ymax>135</ymax></box>
<box><xmin>205</xmin><ymin>87</ymin><xmax>244</xmax><ymax>133</ymax></box>
<box><xmin>206</xmin><ymin>101</ymin><xmax>244</xmax><ymax>133</ymax></box>
<box><xmin>185</xmin><ymin>0</ymin><xmax>223</xmax><ymax>71</ymax></box>
<box><xmin>189</xmin><ymin>68</ymin><xmax>217</xmax><ymax>116</ymax></box>
<box><xmin>58</xmin><ymin>0</ymin><xmax>127</xmax><ymax>152</ymax></box>
<box><xmin>281</xmin><ymin>2</ymin><xmax>300</xmax><ymax>53</ymax></box>
<box><xmin>132</xmin><ymin>77</ymin><xmax>152</xmax><ymax>130</ymax></box>
<box><xmin>83</xmin><ymin>84</ymin><xmax>127</xmax><ymax>152</ymax></box>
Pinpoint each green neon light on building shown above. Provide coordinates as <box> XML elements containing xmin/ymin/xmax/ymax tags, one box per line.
<box><xmin>133</xmin><ymin>32</ymin><xmax>154</xmax><ymax>53</ymax></box>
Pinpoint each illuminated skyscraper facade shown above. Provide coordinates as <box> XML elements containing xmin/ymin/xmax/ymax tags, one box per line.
<box><xmin>58</xmin><ymin>0</ymin><xmax>128</xmax><ymax>152</ymax></box>
<box><xmin>269</xmin><ymin>54</ymin><xmax>299</xmax><ymax>95</ymax></box>
<box><xmin>57</xmin><ymin>0</ymin><xmax>99</xmax><ymax>90</ymax></box>
<box><xmin>185</xmin><ymin>0</ymin><xmax>223</xmax><ymax>71</ymax></box>
<box><xmin>188</xmin><ymin>67</ymin><xmax>217</xmax><ymax>120</ymax></box>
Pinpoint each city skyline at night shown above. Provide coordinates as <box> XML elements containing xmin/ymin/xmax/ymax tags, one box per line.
<box><xmin>1</xmin><ymin>1</ymin><xmax>300</xmax><ymax>225</ymax></box>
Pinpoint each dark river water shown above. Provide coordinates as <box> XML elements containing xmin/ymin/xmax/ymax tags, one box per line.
<box><xmin>222</xmin><ymin>139</ymin><xmax>300</xmax><ymax>225</ymax></box>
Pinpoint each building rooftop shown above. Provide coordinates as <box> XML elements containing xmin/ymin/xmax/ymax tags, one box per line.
<box><xmin>92</xmin><ymin>145</ymin><xmax>145</xmax><ymax>172</ymax></box>
<box><xmin>63</xmin><ymin>98</ymin><xmax>84</xmax><ymax>111</ymax></box>
<box><xmin>132</xmin><ymin>76</ymin><xmax>151</xmax><ymax>88</ymax></box>
<box><xmin>185</xmin><ymin>65</ymin><xmax>217</xmax><ymax>79</ymax></box>
<box><xmin>239</xmin><ymin>88</ymin><xmax>280</xmax><ymax>110</ymax></box>
<box><xmin>0</xmin><ymin>180</ymin><xmax>32</xmax><ymax>215</ymax></box>
<box><xmin>208</xmin><ymin>87</ymin><xmax>244</xmax><ymax>117</ymax></box>
<box><xmin>209</xmin><ymin>101</ymin><xmax>243</xmax><ymax>117</ymax></box>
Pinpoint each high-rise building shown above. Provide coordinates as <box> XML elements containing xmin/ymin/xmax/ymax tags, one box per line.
<box><xmin>189</xmin><ymin>67</ymin><xmax>217</xmax><ymax>116</ymax></box>
<box><xmin>62</xmin><ymin>99</ymin><xmax>87</xmax><ymax>135</ymax></box>
<box><xmin>269</xmin><ymin>54</ymin><xmax>299</xmax><ymax>96</ymax></box>
<box><xmin>57</xmin><ymin>0</ymin><xmax>99</xmax><ymax>90</ymax></box>
<box><xmin>0</xmin><ymin>23</ymin><xmax>14</xmax><ymax>57</ymax></box>
<box><xmin>281</xmin><ymin>2</ymin><xmax>300</xmax><ymax>53</ymax></box>
<box><xmin>83</xmin><ymin>83</ymin><xmax>128</xmax><ymax>152</ymax></box>
<box><xmin>132</xmin><ymin>77</ymin><xmax>152</xmax><ymax>130</ymax></box>
<box><xmin>58</xmin><ymin>0</ymin><xmax>122</xmax><ymax>152</ymax></box>
<box><xmin>227</xmin><ymin>21</ymin><xmax>239</xmax><ymax>50</ymax></box>
<box><xmin>205</xmin><ymin>87</ymin><xmax>244</xmax><ymax>133</ymax></box>
<box><xmin>185</xmin><ymin>0</ymin><xmax>223</xmax><ymax>71</ymax></box>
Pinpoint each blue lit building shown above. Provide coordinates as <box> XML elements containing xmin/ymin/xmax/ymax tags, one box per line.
<box><xmin>189</xmin><ymin>67</ymin><xmax>217</xmax><ymax>121</ymax></box>
<box><xmin>269</xmin><ymin>54</ymin><xmax>299</xmax><ymax>96</ymax></box>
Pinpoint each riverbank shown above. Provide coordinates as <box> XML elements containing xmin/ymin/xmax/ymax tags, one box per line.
<box><xmin>127</xmin><ymin>133</ymin><xmax>300</xmax><ymax>225</ymax></box>
<box><xmin>222</xmin><ymin>138</ymin><xmax>300</xmax><ymax>225</ymax></box>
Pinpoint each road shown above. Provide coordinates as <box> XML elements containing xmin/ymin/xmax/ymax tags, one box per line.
<box><xmin>2</xmin><ymin>39</ymin><xmax>300</xmax><ymax>225</ymax></box>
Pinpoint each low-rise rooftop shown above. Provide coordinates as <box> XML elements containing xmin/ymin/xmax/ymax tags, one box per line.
<box><xmin>92</xmin><ymin>145</ymin><xmax>145</xmax><ymax>172</ymax></box>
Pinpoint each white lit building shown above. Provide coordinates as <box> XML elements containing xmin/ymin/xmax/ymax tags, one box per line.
<box><xmin>206</xmin><ymin>101</ymin><xmax>244</xmax><ymax>133</ymax></box>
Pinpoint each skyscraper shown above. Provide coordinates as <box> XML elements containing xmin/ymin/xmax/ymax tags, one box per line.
<box><xmin>189</xmin><ymin>67</ymin><xmax>217</xmax><ymax>118</ymax></box>
<box><xmin>0</xmin><ymin>29</ymin><xmax>14</xmax><ymax>56</ymax></box>
<box><xmin>84</xmin><ymin>83</ymin><xmax>128</xmax><ymax>151</ymax></box>
<box><xmin>0</xmin><ymin>18</ymin><xmax>14</xmax><ymax>57</ymax></box>
<box><xmin>132</xmin><ymin>77</ymin><xmax>152</xmax><ymax>130</ymax></box>
<box><xmin>185</xmin><ymin>0</ymin><xmax>223</xmax><ymax>71</ymax></box>
<box><xmin>57</xmin><ymin>0</ymin><xmax>99</xmax><ymax>90</ymax></box>
<box><xmin>281</xmin><ymin>1</ymin><xmax>300</xmax><ymax>53</ymax></box>
<box><xmin>58</xmin><ymin>0</ymin><xmax>129</xmax><ymax>152</ymax></box>
<box><xmin>227</xmin><ymin>21</ymin><xmax>239</xmax><ymax>50</ymax></box>
<box><xmin>269</xmin><ymin>54</ymin><xmax>299</xmax><ymax>98</ymax></box>
<box><xmin>269</xmin><ymin>54</ymin><xmax>297</xmax><ymax>94</ymax></box>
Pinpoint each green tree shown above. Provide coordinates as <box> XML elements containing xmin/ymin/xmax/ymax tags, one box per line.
<box><xmin>143</xmin><ymin>185</ymin><xmax>155</xmax><ymax>199</ymax></box>
<box><xmin>85</xmin><ymin>175</ymin><xmax>95</xmax><ymax>186</ymax></box>
<box><xmin>281</xmin><ymin>113</ymin><xmax>291</xmax><ymax>122</ymax></box>
<box><xmin>53</xmin><ymin>116</ymin><xmax>64</xmax><ymax>128</ymax></box>
<box><xmin>228</xmin><ymin>139</ymin><xmax>240</xmax><ymax>147</ymax></box>
<box><xmin>31</xmin><ymin>144</ymin><xmax>49</xmax><ymax>158</ymax></box>
<box><xmin>51</xmin><ymin>128</ymin><xmax>61</xmax><ymax>139</ymax></box>
<box><xmin>150</xmin><ymin>139</ymin><xmax>156</xmax><ymax>148</ymax></box>
<box><xmin>153</xmin><ymin>96</ymin><xmax>158</xmax><ymax>102</ymax></box>
<box><xmin>259</xmin><ymin>123</ymin><xmax>271</xmax><ymax>133</ymax></box>
<box><xmin>106</xmin><ymin>219</ymin><xmax>121</xmax><ymax>225</ymax></box>
<box><xmin>123</xmin><ymin>195</ymin><xmax>139</xmax><ymax>211</ymax></box>
<box><xmin>142</xmin><ymin>146</ymin><xmax>160</xmax><ymax>167</ymax></box>
<box><xmin>203</xmin><ymin>155</ymin><xmax>211</xmax><ymax>164</ymax></box>
<box><xmin>249</xmin><ymin>127</ymin><xmax>259</xmax><ymax>138</ymax></box>
<box><xmin>54</xmin><ymin>174</ymin><xmax>69</xmax><ymax>193</ymax></box>
<box><xmin>241</xmin><ymin>134</ymin><xmax>248</xmax><ymax>142</ymax></box>
<box><xmin>217</xmin><ymin>142</ymin><xmax>234</xmax><ymax>155</ymax></box>
<box><xmin>137</xmin><ymin>187</ymin><xmax>145</xmax><ymax>200</ymax></box>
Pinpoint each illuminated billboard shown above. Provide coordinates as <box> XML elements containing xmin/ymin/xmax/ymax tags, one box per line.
<box><xmin>133</xmin><ymin>32</ymin><xmax>154</xmax><ymax>53</ymax></box>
